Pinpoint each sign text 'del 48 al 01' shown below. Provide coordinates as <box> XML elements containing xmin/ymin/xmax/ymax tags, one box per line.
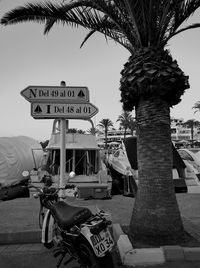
<box><xmin>21</xmin><ymin>86</ymin><xmax>89</xmax><ymax>103</ymax></box>
<box><xmin>31</xmin><ymin>102</ymin><xmax>99</xmax><ymax>119</ymax></box>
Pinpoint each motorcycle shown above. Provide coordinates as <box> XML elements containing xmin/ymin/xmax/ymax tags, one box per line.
<box><xmin>11</xmin><ymin>172</ymin><xmax>115</xmax><ymax>268</ymax></box>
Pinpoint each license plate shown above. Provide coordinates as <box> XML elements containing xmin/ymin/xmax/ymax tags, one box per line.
<box><xmin>90</xmin><ymin>230</ymin><xmax>114</xmax><ymax>257</ymax></box>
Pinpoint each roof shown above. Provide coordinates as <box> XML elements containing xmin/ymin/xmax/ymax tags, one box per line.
<box><xmin>47</xmin><ymin>133</ymin><xmax>99</xmax><ymax>150</ymax></box>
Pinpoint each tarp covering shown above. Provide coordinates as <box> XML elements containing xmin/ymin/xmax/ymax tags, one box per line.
<box><xmin>0</xmin><ymin>136</ymin><xmax>43</xmax><ymax>187</ymax></box>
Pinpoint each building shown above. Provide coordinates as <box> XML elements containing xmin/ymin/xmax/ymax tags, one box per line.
<box><xmin>96</xmin><ymin>129</ymin><xmax>133</xmax><ymax>145</ymax></box>
<box><xmin>96</xmin><ymin>118</ymin><xmax>200</xmax><ymax>148</ymax></box>
<box><xmin>171</xmin><ymin>118</ymin><xmax>200</xmax><ymax>141</ymax></box>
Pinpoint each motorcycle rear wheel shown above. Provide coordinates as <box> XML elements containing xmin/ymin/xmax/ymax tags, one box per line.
<box><xmin>78</xmin><ymin>238</ymin><xmax>114</xmax><ymax>268</ymax></box>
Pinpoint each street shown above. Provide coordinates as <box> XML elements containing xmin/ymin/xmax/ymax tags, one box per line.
<box><xmin>0</xmin><ymin>243</ymin><xmax>124</xmax><ymax>268</ymax></box>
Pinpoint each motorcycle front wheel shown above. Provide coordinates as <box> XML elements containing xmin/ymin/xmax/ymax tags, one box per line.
<box><xmin>78</xmin><ymin>237</ymin><xmax>114</xmax><ymax>268</ymax></box>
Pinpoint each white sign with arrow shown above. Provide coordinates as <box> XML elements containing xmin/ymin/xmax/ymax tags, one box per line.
<box><xmin>31</xmin><ymin>102</ymin><xmax>99</xmax><ymax>119</ymax></box>
<box><xmin>21</xmin><ymin>86</ymin><xmax>89</xmax><ymax>103</ymax></box>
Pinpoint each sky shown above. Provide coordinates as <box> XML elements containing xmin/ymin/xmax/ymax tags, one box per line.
<box><xmin>0</xmin><ymin>0</ymin><xmax>200</xmax><ymax>141</ymax></box>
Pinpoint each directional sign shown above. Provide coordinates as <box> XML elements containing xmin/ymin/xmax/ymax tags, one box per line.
<box><xmin>21</xmin><ymin>86</ymin><xmax>89</xmax><ymax>103</ymax></box>
<box><xmin>31</xmin><ymin>102</ymin><xmax>98</xmax><ymax>119</ymax></box>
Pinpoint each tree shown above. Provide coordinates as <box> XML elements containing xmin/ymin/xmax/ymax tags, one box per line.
<box><xmin>129</xmin><ymin>117</ymin><xmax>137</xmax><ymax>136</ymax></box>
<box><xmin>97</xmin><ymin>119</ymin><xmax>113</xmax><ymax>149</ymax></box>
<box><xmin>117</xmin><ymin>110</ymin><xmax>133</xmax><ymax>138</ymax></box>
<box><xmin>86</xmin><ymin>127</ymin><xmax>99</xmax><ymax>135</ymax></box>
<box><xmin>67</xmin><ymin>128</ymin><xmax>85</xmax><ymax>134</ymax></box>
<box><xmin>193</xmin><ymin>101</ymin><xmax>200</xmax><ymax>114</ymax></box>
<box><xmin>40</xmin><ymin>140</ymin><xmax>49</xmax><ymax>149</ymax></box>
<box><xmin>1</xmin><ymin>0</ymin><xmax>200</xmax><ymax>244</ymax></box>
<box><xmin>182</xmin><ymin>119</ymin><xmax>200</xmax><ymax>146</ymax></box>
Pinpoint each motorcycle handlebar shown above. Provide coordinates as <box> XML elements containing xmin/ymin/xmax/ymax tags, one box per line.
<box><xmin>28</xmin><ymin>184</ymin><xmax>75</xmax><ymax>196</ymax></box>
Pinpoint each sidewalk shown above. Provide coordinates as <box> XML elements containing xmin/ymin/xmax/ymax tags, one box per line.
<box><xmin>1</xmin><ymin>193</ymin><xmax>200</xmax><ymax>267</ymax></box>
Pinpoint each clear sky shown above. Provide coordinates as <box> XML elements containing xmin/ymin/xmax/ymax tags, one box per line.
<box><xmin>0</xmin><ymin>0</ymin><xmax>200</xmax><ymax>141</ymax></box>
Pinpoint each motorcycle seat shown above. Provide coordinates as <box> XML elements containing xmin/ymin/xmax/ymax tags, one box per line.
<box><xmin>50</xmin><ymin>201</ymin><xmax>92</xmax><ymax>230</ymax></box>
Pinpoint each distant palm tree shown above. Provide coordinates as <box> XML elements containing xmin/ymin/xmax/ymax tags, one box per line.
<box><xmin>193</xmin><ymin>101</ymin><xmax>200</xmax><ymax>114</ymax></box>
<box><xmin>117</xmin><ymin>111</ymin><xmax>133</xmax><ymax>138</ymax></box>
<box><xmin>129</xmin><ymin>117</ymin><xmax>137</xmax><ymax>136</ymax></box>
<box><xmin>68</xmin><ymin>128</ymin><xmax>85</xmax><ymax>134</ymax></box>
<box><xmin>77</xmin><ymin>129</ymin><xmax>85</xmax><ymax>134</ymax></box>
<box><xmin>182</xmin><ymin>119</ymin><xmax>200</xmax><ymax>147</ymax></box>
<box><xmin>86</xmin><ymin>127</ymin><xmax>99</xmax><ymax>135</ymax></box>
<box><xmin>2</xmin><ymin>0</ymin><xmax>200</xmax><ymax>244</ymax></box>
<box><xmin>97</xmin><ymin>119</ymin><xmax>113</xmax><ymax>149</ymax></box>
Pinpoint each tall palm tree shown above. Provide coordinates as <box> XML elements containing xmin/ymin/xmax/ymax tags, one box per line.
<box><xmin>117</xmin><ymin>110</ymin><xmax>132</xmax><ymax>138</ymax></box>
<box><xmin>2</xmin><ymin>0</ymin><xmax>200</xmax><ymax>244</ymax></box>
<box><xmin>97</xmin><ymin>118</ymin><xmax>113</xmax><ymax>149</ymax></box>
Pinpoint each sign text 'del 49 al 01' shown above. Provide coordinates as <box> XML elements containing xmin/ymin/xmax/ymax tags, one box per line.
<box><xmin>21</xmin><ymin>86</ymin><xmax>89</xmax><ymax>103</ymax></box>
<box><xmin>31</xmin><ymin>102</ymin><xmax>99</xmax><ymax>119</ymax></box>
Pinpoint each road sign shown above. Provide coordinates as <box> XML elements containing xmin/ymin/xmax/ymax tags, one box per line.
<box><xmin>31</xmin><ymin>102</ymin><xmax>99</xmax><ymax>119</ymax></box>
<box><xmin>21</xmin><ymin>86</ymin><xmax>89</xmax><ymax>103</ymax></box>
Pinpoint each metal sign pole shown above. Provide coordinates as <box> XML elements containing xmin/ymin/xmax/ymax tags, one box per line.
<box><xmin>60</xmin><ymin>118</ymin><xmax>66</xmax><ymax>189</ymax></box>
<box><xmin>59</xmin><ymin>81</ymin><xmax>66</xmax><ymax>196</ymax></box>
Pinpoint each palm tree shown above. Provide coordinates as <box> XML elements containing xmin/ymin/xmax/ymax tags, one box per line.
<box><xmin>193</xmin><ymin>101</ymin><xmax>200</xmax><ymax>114</ymax></box>
<box><xmin>182</xmin><ymin>119</ymin><xmax>200</xmax><ymax>147</ymax></box>
<box><xmin>129</xmin><ymin>117</ymin><xmax>137</xmax><ymax>136</ymax></box>
<box><xmin>67</xmin><ymin>128</ymin><xmax>85</xmax><ymax>134</ymax></box>
<box><xmin>86</xmin><ymin>127</ymin><xmax>99</xmax><ymax>135</ymax></box>
<box><xmin>117</xmin><ymin>110</ymin><xmax>133</xmax><ymax>138</ymax></box>
<box><xmin>2</xmin><ymin>0</ymin><xmax>200</xmax><ymax>244</ymax></box>
<box><xmin>97</xmin><ymin>119</ymin><xmax>113</xmax><ymax>149</ymax></box>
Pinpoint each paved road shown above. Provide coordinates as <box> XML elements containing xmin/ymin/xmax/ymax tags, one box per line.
<box><xmin>1</xmin><ymin>191</ymin><xmax>200</xmax><ymax>267</ymax></box>
<box><xmin>1</xmin><ymin>191</ymin><xmax>200</xmax><ymax>240</ymax></box>
<box><xmin>0</xmin><ymin>243</ymin><xmax>124</xmax><ymax>268</ymax></box>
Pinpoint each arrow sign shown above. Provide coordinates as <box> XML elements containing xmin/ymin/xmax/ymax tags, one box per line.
<box><xmin>31</xmin><ymin>102</ymin><xmax>98</xmax><ymax>119</ymax></box>
<box><xmin>21</xmin><ymin>86</ymin><xmax>89</xmax><ymax>103</ymax></box>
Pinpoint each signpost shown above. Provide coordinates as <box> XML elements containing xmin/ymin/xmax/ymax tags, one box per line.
<box><xmin>31</xmin><ymin>102</ymin><xmax>98</xmax><ymax>119</ymax></box>
<box><xmin>21</xmin><ymin>82</ymin><xmax>98</xmax><ymax>195</ymax></box>
<box><xmin>21</xmin><ymin>85</ymin><xmax>89</xmax><ymax>103</ymax></box>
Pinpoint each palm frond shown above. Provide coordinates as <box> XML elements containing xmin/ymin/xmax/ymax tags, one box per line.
<box><xmin>80</xmin><ymin>29</ymin><xmax>96</xmax><ymax>48</ymax></box>
<box><xmin>168</xmin><ymin>22</ymin><xmax>200</xmax><ymax>40</ymax></box>
<box><xmin>172</xmin><ymin>0</ymin><xmax>200</xmax><ymax>32</ymax></box>
<box><xmin>1</xmin><ymin>0</ymin><xmax>200</xmax><ymax>51</ymax></box>
<box><xmin>1</xmin><ymin>2</ymin><xmax>61</xmax><ymax>25</ymax></box>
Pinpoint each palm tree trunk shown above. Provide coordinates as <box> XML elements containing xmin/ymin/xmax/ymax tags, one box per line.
<box><xmin>124</xmin><ymin>127</ymin><xmax>127</xmax><ymax>139</ymax></box>
<box><xmin>105</xmin><ymin>129</ymin><xmax>108</xmax><ymax>149</ymax></box>
<box><xmin>129</xmin><ymin>97</ymin><xmax>184</xmax><ymax>245</ymax></box>
<box><xmin>191</xmin><ymin>122</ymin><xmax>194</xmax><ymax>148</ymax></box>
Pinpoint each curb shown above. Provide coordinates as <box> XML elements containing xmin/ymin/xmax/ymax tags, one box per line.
<box><xmin>112</xmin><ymin>223</ymin><xmax>200</xmax><ymax>266</ymax></box>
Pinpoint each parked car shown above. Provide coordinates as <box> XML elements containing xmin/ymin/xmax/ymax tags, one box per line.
<box><xmin>187</xmin><ymin>148</ymin><xmax>200</xmax><ymax>160</ymax></box>
<box><xmin>178</xmin><ymin>148</ymin><xmax>200</xmax><ymax>173</ymax></box>
<box><xmin>107</xmin><ymin>137</ymin><xmax>187</xmax><ymax>195</ymax></box>
<box><xmin>182</xmin><ymin>160</ymin><xmax>200</xmax><ymax>186</ymax></box>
